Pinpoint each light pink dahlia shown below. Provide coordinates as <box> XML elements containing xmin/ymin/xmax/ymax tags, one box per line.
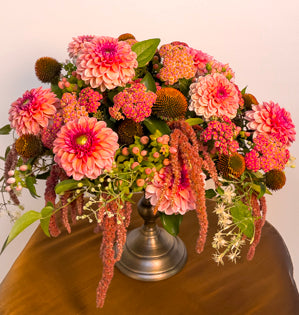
<box><xmin>245</xmin><ymin>101</ymin><xmax>296</xmax><ymax>147</ymax></box>
<box><xmin>76</xmin><ymin>36</ymin><xmax>138</xmax><ymax>91</ymax></box>
<box><xmin>53</xmin><ymin>117</ymin><xmax>119</xmax><ymax>180</ymax></box>
<box><xmin>68</xmin><ymin>35</ymin><xmax>95</xmax><ymax>59</ymax></box>
<box><xmin>145</xmin><ymin>166</ymin><xmax>198</xmax><ymax>215</ymax></box>
<box><xmin>189</xmin><ymin>73</ymin><xmax>241</xmax><ymax>120</ymax></box>
<box><xmin>9</xmin><ymin>87</ymin><xmax>58</xmax><ymax>136</ymax></box>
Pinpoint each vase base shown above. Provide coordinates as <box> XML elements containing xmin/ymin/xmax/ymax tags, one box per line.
<box><xmin>115</xmin><ymin>225</ymin><xmax>187</xmax><ymax>281</ymax></box>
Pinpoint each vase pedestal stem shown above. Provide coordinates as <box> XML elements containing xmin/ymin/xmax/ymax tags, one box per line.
<box><xmin>115</xmin><ymin>196</ymin><xmax>187</xmax><ymax>281</ymax></box>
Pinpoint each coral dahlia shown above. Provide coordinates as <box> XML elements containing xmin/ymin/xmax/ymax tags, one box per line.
<box><xmin>9</xmin><ymin>87</ymin><xmax>58</xmax><ymax>136</ymax></box>
<box><xmin>245</xmin><ymin>101</ymin><xmax>296</xmax><ymax>147</ymax></box>
<box><xmin>68</xmin><ymin>35</ymin><xmax>95</xmax><ymax>59</ymax></box>
<box><xmin>145</xmin><ymin>166</ymin><xmax>197</xmax><ymax>215</ymax></box>
<box><xmin>189</xmin><ymin>73</ymin><xmax>241</xmax><ymax>120</ymax></box>
<box><xmin>76</xmin><ymin>36</ymin><xmax>138</xmax><ymax>91</ymax></box>
<box><xmin>53</xmin><ymin>117</ymin><xmax>119</xmax><ymax>180</ymax></box>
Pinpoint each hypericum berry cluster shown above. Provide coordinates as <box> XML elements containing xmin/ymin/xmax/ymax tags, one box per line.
<box><xmin>115</xmin><ymin>134</ymin><xmax>172</xmax><ymax>191</ymax></box>
<box><xmin>109</xmin><ymin>83</ymin><xmax>156</xmax><ymax>123</ymax></box>
<box><xmin>5</xmin><ymin>165</ymin><xmax>29</xmax><ymax>193</ymax></box>
<box><xmin>200</xmin><ymin>116</ymin><xmax>240</xmax><ymax>155</ymax></box>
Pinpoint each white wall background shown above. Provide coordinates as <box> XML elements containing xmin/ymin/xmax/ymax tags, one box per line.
<box><xmin>0</xmin><ymin>0</ymin><xmax>298</xmax><ymax>288</ymax></box>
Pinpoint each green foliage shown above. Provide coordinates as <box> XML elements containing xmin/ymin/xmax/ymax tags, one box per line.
<box><xmin>141</xmin><ymin>72</ymin><xmax>157</xmax><ymax>92</ymax></box>
<box><xmin>0</xmin><ymin>124</ymin><xmax>12</xmax><ymax>135</ymax></box>
<box><xmin>132</xmin><ymin>39</ymin><xmax>160</xmax><ymax>68</ymax></box>
<box><xmin>186</xmin><ymin>118</ymin><xmax>204</xmax><ymax>126</ymax></box>
<box><xmin>160</xmin><ymin>212</ymin><xmax>183</xmax><ymax>236</ymax></box>
<box><xmin>143</xmin><ymin>118</ymin><xmax>170</xmax><ymax>135</ymax></box>
<box><xmin>205</xmin><ymin>189</ymin><xmax>217</xmax><ymax>199</ymax></box>
<box><xmin>55</xmin><ymin>179</ymin><xmax>88</xmax><ymax>195</ymax></box>
<box><xmin>40</xmin><ymin>203</ymin><xmax>54</xmax><ymax>237</ymax></box>
<box><xmin>1</xmin><ymin>211</ymin><xmax>42</xmax><ymax>254</ymax></box>
<box><xmin>230</xmin><ymin>201</ymin><xmax>255</xmax><ymax>239</ymax></box>
<box><xmin>25</xmin><ymin>176</ymin><xmax>40</xmax><ymax>198</ymax></box>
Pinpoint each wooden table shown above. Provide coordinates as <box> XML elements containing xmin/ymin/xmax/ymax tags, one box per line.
<box><xmin>1</xmin><ymin>200</ymin><xmax>298</xmax><ymax>315</ymax></box>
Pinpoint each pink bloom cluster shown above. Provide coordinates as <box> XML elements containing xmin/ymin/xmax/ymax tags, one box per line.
<box><xmin>76</xmin><ymin>36</ymin><xmax>138</xmax><ymax>91</ymax></box>
<box><xmin>53</xmin><ymin>117</ymin><xmax>119</xmax><ymax>180</ymax></box>
<box><xmin>68</xmin><ymin>35</ymin><xmax>95</xmax><ymax>59</ymax></box>
<box><xmin>78</xmin><ymin>87</ymin><xmax>103</xmax><ymax>113</ymax></box>
<box><xmin>188</xmin><ymin>47</ymin><xmax>213</xmax><ymax>76</ymax></box>
<box><xmin>60</xmin><ymin>93</ymin><xmax>88</xmax><ymax>123</ymax></box>
<box><xmin>200</xmin><ymin>117</ymin><xmax>240</xmax><ymax>154</ymax></box>
<box><xmin>245</xmin><ymin>134</ymin><xmax>290</xmax><ymax>172</ymax></box>
<box><xmin>158</xmin><ymin>44</ymin><xmax>196</xmax><ymax>85</ymax></box>
<box><xmin>206</xmin><ymin>59</ymin><xmax>235</xmax><ymax>80</ymax></box>
<box><xmin>189</xmin><ymin>73</ymin><xmax>241</xmax><ymax>120</ymax></box>
<box><xmin>109</xmin><ymin>83</ymin><xmax>157</xmax><ymax>122</ymax></box>
<box><xmin>245</xmin><ymin>101</ymin><xmax>296</xmax><ymax>147</ymax></box>
<box><xmin>145</xmin><ymin>166</ymin><xmax>197</xmax><ymax>215</ymax></box>
<box><xmin>9</xmin><ymin>87</ymin><xmax>58</xmax><ymax>136</ymax></box>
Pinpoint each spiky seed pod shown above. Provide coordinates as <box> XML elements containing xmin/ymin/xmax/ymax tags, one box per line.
<box><xmin>118</xmin><ymin>33</ymin><xmax>136</xmax><ymax>41</ymax></box>
<box><xmin>35</xmin><ymin>57</ymin><xmax>62</xmax><ymax>83</ymax></box>
<box><xmin>218</xmin><ymin>152</ymin><xmax>246</xmax><ymax>178</ymax></box>
<box><xmin>242</xmin><ymin>93</ymin><xmax>259</xmax><ymax>111</ymax></box>
<box><xmin>117</xmin><ymin>119</ymin><xmax>143</xmax><ymax>145</ymax></box>
<box><xmin>15</xmin><ymin>134</ymin><xmax>43</xmax><ymax>159</ymax></box>
<box><xmin>152</xmin><ymin>87</ymin><xmax>188</xmax><ymax>121</ymax></box>
<box><xmin>265</xmin><ymin>169</ymin><xmax>286</xmax><ymax>191</ymax></box>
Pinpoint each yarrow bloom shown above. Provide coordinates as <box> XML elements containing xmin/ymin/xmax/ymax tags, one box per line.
<box><xmin>109</xmin><ymin>83</ymin><xmax>157</xmax><ymax>122</ymax></box>
<box><xmin>158</xmin><ymin>44</ymin><xmax>196</xmax><ymax>85</ymax></box>
<box><xmin>68</xmin><ymin>35</ymin><xmax>95</xmax><ymax>59</ymax></box>
<box><xmin>78</xmin><ymin>87</ymin><xmax>103</xmax><ymax>113</ymax></box>
<box><xmin>189</xmin><ymin>73</ymin><xmax>241</xmax><ymax>120</ymax></box>
<box><xmin>145</xmin><ymin>166</ymin><xmax>198</xmax><ymax>215</ymax></box>
<box><xmin>9</xmin><ymin>87</ymin><xmax>58</xmax><ymax>136</ymax></box>
<box><xmin>76</xmin><ymin>36</ymin><xmax>138</xmax><ymax>91</ymax></box>
<box><xmin>60</xmin><ymin>93</ymin><xmax>88</xmax><ymax>123</ymax></box>
<box><xmin>53</xmin><ymin>117</ymin><xmax>119</xmax><ymax>180</ymax></box>
<box><xmin>245</xmin><ymin>134</ymin><xmax>290</xmax><ymax>172</ymax></box>
<box><xmin>245</xmin><ymin>101</ymin><xmax>296</xmax><ymax>147</ymax></box>
<box><xmin>200</xmin><ymin>117</ymin><xmax>240</xmax><ymax>155</ymax></box>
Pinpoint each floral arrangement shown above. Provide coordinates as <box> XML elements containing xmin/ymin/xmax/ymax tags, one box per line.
<box><xmin>0</xmin><ymin>33</ymin><xmax>296</xmax><ymax>308</ymax></box>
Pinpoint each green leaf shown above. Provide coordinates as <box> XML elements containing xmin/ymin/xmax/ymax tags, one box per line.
<box><xmin>216</xmin><ymin>187</ymin><xmax>224</xmax><ymax>195</ymax></box>
<box><xmin>25</xmin><ymin>176</ymin><xmax>40</xmax><ymax>198</ymax></box>
<box><xmin>5</xmin><ymin>146</ymin><xmax>11</xmax><ymax>158</ymax></box>
<box><xmin>205</xmin><ymin>189</ymin><xmax>217</xmax><ymax>199</ymax></box>
<box><xmin>40</xmin><ymin>203</ymin><xmax>54</xmax><ymax>237</ymax></box>
<box><xmin>143</xmin><ymin>118</ymin><xmax>170</xmax><ymax>135</ymax></box>
<box><xmin>1</xmin><ymin>211</ymin><xmax>41</xmax><ymax>254</ymax></box>
<box><xmin>178</xmin><ymin>78</ymin><xmax>192</xmax><ymax>96</ymax></box>
<box><xmin>0</xmin><ymin>124</ymin><xmax>12</xmax><ymax>135</ymax></box>
<box><xmin>257</xmin><ymin>183</ymin><xmax>266</xmax><ymax>199</ymax></box>
<box><xmin>55</xmin><ymin>179</ymin><xmax>86</xmax><ymax>195</ymax></box>
<box><xmin>132</xmin><ymin>38</ymin><xmax>160</xmax><ymax>68</ymax></box>
<box><xmin>36</xmin><ymin>171</ymin><xmax>51</xmax><ymax>180</ymax></box>
<box><xmin>186</xmin><ymin>118</ymin><xmax>204</xmax><ymax>126</ymax></box>
<box><xmin>141</xmin><ymin>72</ymin><xmax>157</xmax><ymax>92</ymax></box>
<box><xmin>241</xmin><ymin>86</ymin><xmax>247</xmax><ymax>95</ymax></box>
<box><xmin>230</xmin><ymin>201</ymin><xmax>255</xmax><ymax>238</ymax></box>
<box><xmin>159</xmin><ymin>212</ymin><xmax>183</xmax><ymax>236</ymax></box>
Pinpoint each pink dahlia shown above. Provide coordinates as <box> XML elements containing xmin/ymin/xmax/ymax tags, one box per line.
<box><xmin>9</xmin><ymin>87</ymin><xmax>58</xmax><ymax>136</ymax></box>
<box><xmin>53</xmin><ymin>117</ymin><xmax>119</xmax><ymax>180</ymax></box>
<box><xmin>189</xmin><ymin>73</ymin><xmax>241</xmax><ymax>120</ymax></box>
<box><xmin>76</xmin><ymin>36</ymin><xmax>138</xmax><ymax>91</ymax></box>
<box><xmin>188</xmin><ymin>47</ymin><xmax>213</xmax><ymax>76</ymax></box>
<box><xmin>68</xmin><ymin>35</ymin><xmax>95</xmax><ymax>59</ymax></box>
<box><xmin>145</xmin><ymin>166</ymin><xmax>198</xmax><ymax>215</ymax></box>
<box><xmin>245</xmin><ymin>101</ymin><xmax>296</xmax><ymax>147</ymax></box>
